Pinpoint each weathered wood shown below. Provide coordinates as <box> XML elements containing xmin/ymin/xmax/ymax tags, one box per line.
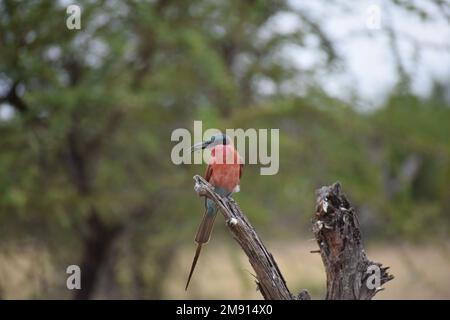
<box><xmin>193</xmin><ymin>175</ymin><xmax>297</xmax><ymax>300</ymax></box>
<box><xmin>192</xmin><ymin>176</ymin><xmax>393</xmax><ymax>300</ymax></box>
<box><xmin>313</xmin><ymin>182</ymin><xmax>394</xmax><ymax>299</ymax></box>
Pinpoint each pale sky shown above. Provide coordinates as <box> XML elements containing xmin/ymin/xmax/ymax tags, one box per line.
<box><xmin>283</xmin><ymin>0</ymin><xmax>450</xmax><ymax>108</ymax></box>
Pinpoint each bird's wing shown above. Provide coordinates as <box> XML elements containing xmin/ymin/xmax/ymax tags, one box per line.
<box><xmin>204</xmin><ymin>164</ymin><xmax>213</xmax><ymax>182</ymax></box>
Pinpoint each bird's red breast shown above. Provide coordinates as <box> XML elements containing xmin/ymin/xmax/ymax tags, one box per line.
<box><xmin>205</xmin><ymin>144</ymin><xmax>243</xmax><ymax>193</ymax></box>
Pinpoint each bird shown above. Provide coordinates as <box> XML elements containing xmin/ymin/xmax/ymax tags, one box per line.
<box><xmin>185</xmin><ymin>133</ymin><xmax>243</xmax><ymax>291</ymax></box>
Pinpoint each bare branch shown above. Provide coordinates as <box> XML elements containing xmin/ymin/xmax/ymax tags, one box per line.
<box><xmin>193</xmin><ymin>175</ymin><xmax>298</xmax><ymax>300</ymax></box>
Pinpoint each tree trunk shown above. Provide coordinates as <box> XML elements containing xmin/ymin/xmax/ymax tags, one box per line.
<box><xmin>313</xmin><ymin>182</ymin><xmax>394</xmax><ymax>299</ymax></box>
<box><xmin>73</xmin><ymin>212</ymin><xmax>121</xmax><ymax>300</ymax></box>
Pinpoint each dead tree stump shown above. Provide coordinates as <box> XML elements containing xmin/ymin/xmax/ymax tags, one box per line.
<box><xmin>313</xmin><ymin>183</ymin><xmax>394</xmax><ymax>299</ymax></box>
<box><xmin>192</xmin><ymin>176</ymin><xmax>393</xmax><ymax>300</ymax></box>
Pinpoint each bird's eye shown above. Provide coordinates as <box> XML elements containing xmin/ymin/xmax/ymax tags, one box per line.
<box><xmin>210</xmin><ymin>136</ymin><xmax>215</xmax><ymax>142</ymax></box>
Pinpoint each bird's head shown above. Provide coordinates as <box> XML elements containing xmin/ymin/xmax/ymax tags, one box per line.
<box><xmin>191</xmin><ymin>133</ymin><xmax>231</xmax><ymax>152</ymax></box>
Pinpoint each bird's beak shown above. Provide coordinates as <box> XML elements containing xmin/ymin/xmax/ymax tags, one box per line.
<box><xmin>191</xmin><ymin>139</ymin><xmax>212</xmax><ymax>152</ymax></box>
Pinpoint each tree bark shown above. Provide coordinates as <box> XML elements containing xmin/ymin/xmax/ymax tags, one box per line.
<box><xmin>313</xmin><ymin>183</ymin><xmax>394</xmax><ymax>299</ymax></box>
<box><xmin>193</xmin><ymin>176</ymin><xmax>393</xmax><ymax>300</ymax></box>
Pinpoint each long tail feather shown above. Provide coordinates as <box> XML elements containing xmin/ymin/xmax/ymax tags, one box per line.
<box><xmin>195</xmin><ymin>210</ymin><xmax>217</xmax><ymax>244</ymax></box>
<box><xmin>185</xmin><ymin>244</ymin><xmax>202</xmax><ymax>291</ymax></box>
<box><xmin>185</xmin><ymin>210</ymin><xmax>217</xmax><ymax>290</ymax></box>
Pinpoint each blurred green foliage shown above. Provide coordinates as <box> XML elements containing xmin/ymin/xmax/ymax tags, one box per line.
<box><xmin>0</xmin><ymin>0</ymin><xmax>449</xmax><ymax>299</ymax></box>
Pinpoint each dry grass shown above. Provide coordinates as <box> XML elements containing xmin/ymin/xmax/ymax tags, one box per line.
<box><xmin>1</xmin><ymin>239</ymin><xmax>449</xmax><ymax>299</ymax></box>
<box><xmin>0</xmin><ymin>245</ymin><xmax>58</xmax><ymax>299</ymax></box>
<box><xmin>168</xmin><ymin>238</ymin><xmax>450</xmax><ymax>299</ymax></box>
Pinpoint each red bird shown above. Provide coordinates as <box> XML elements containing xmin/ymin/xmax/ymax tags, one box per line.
<box><xmin>185</xmin><ymin>134</ymin><xmax>243</xmax><ymax>290</ymax></box>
